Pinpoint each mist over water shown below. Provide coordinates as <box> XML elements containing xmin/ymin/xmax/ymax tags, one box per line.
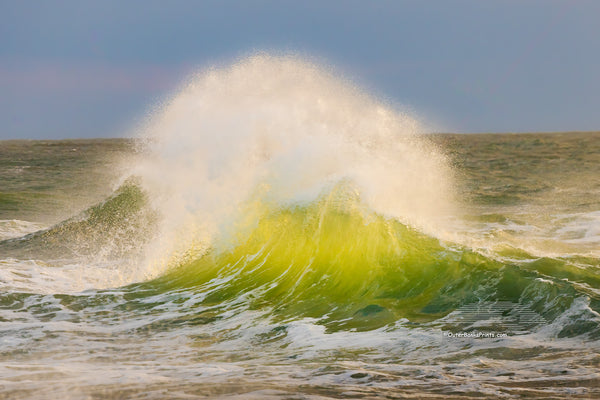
<box><xmin>1</xmin><ymin>55</ymin><xmax>599</xmax><ymax>399</ymax></box>
<box><xmin>133</xmin><ymin>54</ymin><xmax>456</xmax><ymax>274</ymax></box>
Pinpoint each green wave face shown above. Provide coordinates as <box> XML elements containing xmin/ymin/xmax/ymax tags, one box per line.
<box><xmin>146</xmin><ymin>184</ymin><xmax>599</xmax><ymax>335</ymax></box>
<box><xmin>4</xmin><ymin>178</ymin><xmax>598</xmax><ymax>337</ymax></box>
<box><xmin>0</xmin><ymin>179</ymin><xmax>157</xmax><ymax>261</ymax></box>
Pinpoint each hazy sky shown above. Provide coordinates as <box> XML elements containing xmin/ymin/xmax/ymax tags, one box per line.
<box><xmin>1</xmin><ymin>0</ymin><xmax>599</xmax><ymax>139</ymax></box>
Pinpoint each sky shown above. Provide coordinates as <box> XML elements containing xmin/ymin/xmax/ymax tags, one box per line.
<box><xmin>1</xmin><ymin>0</ymin><xmax>599</xmax><ymax>139</ymax></box>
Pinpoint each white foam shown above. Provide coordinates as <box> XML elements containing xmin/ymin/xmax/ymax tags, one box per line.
<box><xmin>441</xmin><ymin>209</ymin><xmax>600</xmax><ymax>258</ymax></box>
<box><xmin>0</xmin><ymin>219</ymin><xmax>46</xmax><ymax>240</ymax></box>
<box><xmin>0</xmin><ymin>258</ymin><xmax>159</xmax><ymax>294</ymax></box>
<box><xmin>552</xmin><ymin>211</ymin><xmax>600</xmax><ymax>245</ymax></box>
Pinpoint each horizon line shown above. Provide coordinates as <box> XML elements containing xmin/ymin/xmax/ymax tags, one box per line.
<box><xmin>2</xmin><ymin>130</ymin><xmax>599</xmax><ymax>142</ymax></box>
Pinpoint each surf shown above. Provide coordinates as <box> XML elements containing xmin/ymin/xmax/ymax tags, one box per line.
<box><xmin>1</xmin><ymin>54</ymin><xmax>456</xmax><ymax>293</ymax></box>
<box><xmin>2</xmin><ymin>55</ymin><xmax>600</xmax><ymax>399</ymax></box>
<box><xmin>1</xmin><ymin>54</ymin><xmax>598</xmax><ymax>338</ymax></box>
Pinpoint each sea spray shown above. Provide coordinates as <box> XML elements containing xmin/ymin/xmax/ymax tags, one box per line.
<box><xmin>0</xmin><ymin>55</ymin><xmax>456</xmax><ymax>292</ymax></box>
<box><xmin>1</xmin><ymin>97</ymin><xmax>600</xmax><ymax>397</ymax></box>
<box><xmin>132</xmin><ymin>54</ymin><xmax>456</xmax><ymax>271</ymax></box>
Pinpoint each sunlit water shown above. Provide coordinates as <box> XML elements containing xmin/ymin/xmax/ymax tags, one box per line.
<box><xmin>1</xmin><ymin>56</ymin><xmax>599</xmax><ymax>399</ymax></box>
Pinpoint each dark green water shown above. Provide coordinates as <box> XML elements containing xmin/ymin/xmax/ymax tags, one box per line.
<box><xmin>1</xmin><ymin>133</ymin><xmax>599</xmax><ymax>399</ymax></box>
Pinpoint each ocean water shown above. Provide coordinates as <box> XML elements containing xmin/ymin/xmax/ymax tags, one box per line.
<box><xmin>1</xmin><ymin>56</ymin><xmax>599</xmax><ymax>399</ymax></box>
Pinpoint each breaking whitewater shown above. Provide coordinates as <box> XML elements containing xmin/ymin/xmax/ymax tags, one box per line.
<box><xmin>1</xmin><ymin>55</ymin><xmax>599</xmax><ymax>399</ymax></box>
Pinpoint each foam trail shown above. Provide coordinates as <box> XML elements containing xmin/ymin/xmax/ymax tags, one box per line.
<box><xmin>132</xmin><ymin>54</ymin><xmax>456</xmax><ymax>269</ymax></box>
